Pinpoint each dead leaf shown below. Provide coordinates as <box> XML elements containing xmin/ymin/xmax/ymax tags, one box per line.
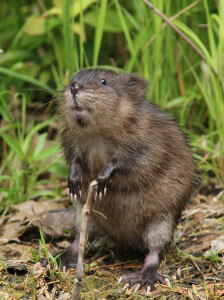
<box><xmin>0</xmin><ymin>200</ymin><xmax>74</xmax><ymax>245</ymax></box>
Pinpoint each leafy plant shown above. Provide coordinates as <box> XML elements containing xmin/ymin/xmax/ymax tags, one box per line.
<box><xmin>204</xmin><ymin>250</ymin><xmax>221</xmax><ymax>263</ymax></box>
<box><xmin>37</xmin><ymin>227</ymin><xmax>67</xmax><ymax>280</ymax></box>
<box><xmin>0</xmin><ymin>91</ymin><xmax>65</xmax><ymax>214</ymax></box>
<box><xmin>174</xmin><ymin>0</ymin><xmax>224</xmax><ymax>180</ymax></box>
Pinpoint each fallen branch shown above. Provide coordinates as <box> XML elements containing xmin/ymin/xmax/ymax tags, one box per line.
<box><xmin>72</xmin><ymin>180</ymin><xmax>98</xmax><ymax>300</ymax></box>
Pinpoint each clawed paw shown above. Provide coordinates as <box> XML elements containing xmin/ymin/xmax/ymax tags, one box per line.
<box><xmin>68</xmin><ymin>176</ymin><xmax>82</xmax><ymax>201</ymax></box>
<box><xmin>118</xmin><ymin>271</ymin><xmax>170</xmax><ymax>294</ymax></box>
<box><xmin>95</xmin><ymin>174</ymin><xmax>108</xmax><ymax>200</ymax></box>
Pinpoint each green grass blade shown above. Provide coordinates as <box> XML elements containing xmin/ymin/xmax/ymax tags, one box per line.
<box><xmin>1</xmin><ymin>133</ymin><xmax>25</xmax><ymax>160</ymax></box>
<box><xmin>34</xmin><ymin>145</ymin><xmax>60</xmax><ymax>161</ymax></box>
<box><xmin>218</xmin><ymin>0</ymin><xmax>224</xmax><ymax>76</ymax></box>
<box><xmin>79</xmin><ymin>0</ymin><xmax>84</xmax><ymax>69</ymax></box>
<box><xmin>62</xmin><ymin>0</ymin><xmax>75</xmax><ymax>79</ymax></box>
<box><xmin>21</xmin><ymin>93</ymin><xmax>26</xmax><ymax>141</ymax></box>
<box><xmin>33</xmin><ymin>133</ymin><xmax>47</xmax><ymax>159</ymax></box>
<box><xmin>203</xmin><ymin>0</ymin><xmax>217</xmax><ymax>68</ymax></box>
<box><xmin>93</xmin><ymin>0</ymin><xmax>107</xmax><ymax>66</ymax></box>
<box><xmin>114</xmin><ymin>0</ymin><xmax>134</xmax><ymax>56</ymax></box>
<box><xmin>23</xmin><ymin>119</ymin><xmax>55</xmax><ymax>154</ymax></box>
<box><xmin>0</xmin><ymin>67</ymin><xmax>52</xmax><ymax>92</ymax></box>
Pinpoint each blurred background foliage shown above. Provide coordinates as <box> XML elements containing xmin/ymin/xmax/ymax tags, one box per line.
<box><xmin>0</xmin><ymin>0</ymin><xmax>224</xmax><ymax>213</ymax></box>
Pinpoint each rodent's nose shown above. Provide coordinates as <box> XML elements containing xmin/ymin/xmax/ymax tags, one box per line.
<box><xmin>70</xmin><ymin>82</ymin><xmax>80</xmax><ymax>96</ymax></box>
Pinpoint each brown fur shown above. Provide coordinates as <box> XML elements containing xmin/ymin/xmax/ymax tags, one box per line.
<box><xmin>59</xmin><ymin>68</ymin><xmax>199</xmax><ymax>253</ymax></box>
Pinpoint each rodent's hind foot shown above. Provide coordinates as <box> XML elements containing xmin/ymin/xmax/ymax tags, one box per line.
<box><xmin>35</xmin><ymin>248</ymin><xmax>78</xmax><ymax>271</ymax></box>
<box><xmin>35</xmin><ymin>237</ymin><xmax>79</xmax><ymax>271</ymax></box>
<box><xmin>118</xmin><ymin>270</ymin><xmax>170</xmax><ymax>294</ymax></box>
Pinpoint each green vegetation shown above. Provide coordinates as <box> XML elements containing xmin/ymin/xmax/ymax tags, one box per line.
<box><xmin>0</xmin><ymin>0</ymin><xmax>223</xmax><ymax>213</ymax></box>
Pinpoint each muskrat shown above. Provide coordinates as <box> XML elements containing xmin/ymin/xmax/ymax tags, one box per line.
<box><xmin>45</xmin><ymin>68</ymin><xmax>199</xmax><ymax>293</ymax></box>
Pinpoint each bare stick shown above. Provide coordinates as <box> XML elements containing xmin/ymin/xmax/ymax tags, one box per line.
<box><xmin>72</xmin><ymin>180</ymin><xmax>98</xmax><ymax>300</ymax></box>
<box><xmin>145</xmin><ymin>1</ymin><xmax>200</xmax><ymax>49</ymax></box>
<box><xmin>142</xmin><ymin>0</ymin><xmax>217</xmax><ymax>76</ymax></box>
<box><xmin>140</xmin><ymin>0</ymin><xmax>200</xmax><ymax>71</ymax></box>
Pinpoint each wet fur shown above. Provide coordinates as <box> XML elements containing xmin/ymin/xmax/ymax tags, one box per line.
<box><xmin>59</xmin><ymin>68</ymin><xmax>199</xmax><ymax>253</ymax></box>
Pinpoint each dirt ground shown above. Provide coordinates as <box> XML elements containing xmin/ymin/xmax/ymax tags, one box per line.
<box><xmin>0</xmin><ymin>179</ymin><xmax>223</xmax><ymax>299</ymax></box>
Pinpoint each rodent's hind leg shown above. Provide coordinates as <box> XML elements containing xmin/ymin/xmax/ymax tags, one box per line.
<box><xmin>37</xmin><ymin>235</ymin><xmax>79</xmax><ymax>271</ymax></box>
<box><xmin>118</xmin><ymin>251</ymin><xmax>170</xmax><ymax>294</ymax></box>
<box><xmin>55</xmin><ymin>235</ymin><xmax>79</xmax><ymax>270</ymax></box>
<box><xmin>36</xmin><ymin>205</ymin><xmax>104</xmax><ymax>271</ymax></box>
<box><xmin>118</xmin><ymin>216</ymin><xmax>173</xmax><ymax>293</ymax></box>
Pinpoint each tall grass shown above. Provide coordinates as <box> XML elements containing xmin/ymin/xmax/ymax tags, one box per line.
<box><xmin>0</xmin><ymin>0</ymin><xmax>223</xmax><ymax>212</ymax></box>
<box><xmin>173</xmin><ymin>0</ymin><xmax>224</xmax><ymax>179</ymax></box>
<box><xmin>63</xmin><ymin>0</ymin><xmax>75</xmax><ymax>79</ymax></box>
<box><xmin>0</xmin><ymin>91</ymin><xmax>65</xmax><ymax>214</ymax></box>
<box><xmin>93</xmin><ymin>0</ymin><xmax>108</xmax><ymax>66</ymax></box>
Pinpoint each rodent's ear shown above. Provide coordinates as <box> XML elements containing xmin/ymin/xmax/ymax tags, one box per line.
<box><xmin>125</xmin><ymin>73</ymin><xmax>148</xmax><ymax>99</ymax></box>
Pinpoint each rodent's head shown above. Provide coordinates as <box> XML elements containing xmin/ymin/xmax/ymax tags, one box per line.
<box><xmin>61</xmin><ymin>68</ymin><xmax>148</xmax><ymax>132</ymax></box>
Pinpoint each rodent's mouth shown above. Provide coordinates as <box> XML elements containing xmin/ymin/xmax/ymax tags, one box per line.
<box><xmin>72</xmin><ymin>104</ymin><xmax>85</xmax><ymax>114</ymax></box>
<box><xmin>74</xmin><ymin>103</ymin><xmax>84</xmax><ymax>111</ymax></box>
<box><xmin>74</xmin><ymin>106</ymin><xmax>83</xmax><ymax>112</ymax></box>
<box><xmin>71</xmin><ymin>104</ymin><xmax>90</xmax><ymax>125</ymax></box>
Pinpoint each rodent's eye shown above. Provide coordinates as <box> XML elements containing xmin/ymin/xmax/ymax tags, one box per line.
<box><xmin>100</xmin><ymin>79</ymin><xmax>106</xmax><ymax>85</ymax></box>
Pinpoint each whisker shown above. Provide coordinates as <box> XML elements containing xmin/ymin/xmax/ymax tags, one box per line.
<box><xmin>21</xmin><ymin>88</ymin><xmax>64</xmax><ymax>94</ymax></box>
<box><xmin>12</xmin><ymin>99</ymin><xmax>58</xmax><ymax>114</ymax></box>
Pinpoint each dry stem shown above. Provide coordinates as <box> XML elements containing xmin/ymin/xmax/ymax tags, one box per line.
<box><xmin>72</xmin><ymin>180</ymin><xmax>98</xmax><ymax>300</ymax></box>
<box><xmin>142</xmin><ymin>0</ymin><xmax>217</xmax><ymax>76</ymax></box>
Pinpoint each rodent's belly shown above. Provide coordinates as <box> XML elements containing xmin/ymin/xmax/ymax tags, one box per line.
<box><xmin>91</xmin><ymin>192</ymin><xmax>147</xmax><ymax>250</ymax></box>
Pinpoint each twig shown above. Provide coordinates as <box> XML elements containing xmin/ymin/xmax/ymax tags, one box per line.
<box><xmin>72</xmin><ymin>180</ymin><xmax>98</xmax><ymax>300</ymax></box>
<box><xmin>142</xmin><ymin>0</ymin><xmax>217</xmax><ymax>76</ymax></box>
<box><xmin>145</xmin><ymin>1</ymin><xmax>200</xmax><ymax>49</ymax></box>
<box><xmin>205</xmin><ymin>276</ymin><xmax>222</xmax><ymax>281</ymax></box>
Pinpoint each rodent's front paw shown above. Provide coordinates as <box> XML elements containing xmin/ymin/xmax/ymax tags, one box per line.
<box><xmin>68</xmin><ymin>175</ymin><xmax>82</xmax><ymax>201</ymax></box>
<box><xmin>96</xmin><ymin>174</ymin><xmax>108</xmax><ymax>200</ymax></box>
<box><xmin>96</xmin><ymin>162</ymin><xmax>116</xmax><ymax>200</ymax></box>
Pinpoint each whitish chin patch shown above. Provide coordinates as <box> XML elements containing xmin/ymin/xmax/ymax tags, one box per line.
<box><xmin>71</xmin><ymin>107</ymin><xmax>87</xmax><ymax>127</ymax></box>
<box><xmin>72</xmin><ymin>105</ymin><xmax>86</xmax><ymax>117</ymax></box>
